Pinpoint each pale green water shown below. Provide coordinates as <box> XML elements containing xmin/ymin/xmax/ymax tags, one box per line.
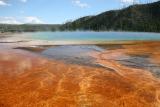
<box><xmin>27</xmin><ymin>31</ymin><xmax>160</xmax><ymax>42</ymax></box>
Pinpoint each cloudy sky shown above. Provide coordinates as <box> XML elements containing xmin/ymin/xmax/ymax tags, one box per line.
<box><xmin>0</xmin><ymin>0</ymin><xmax>157</xmax><ymax>24</ymax></box>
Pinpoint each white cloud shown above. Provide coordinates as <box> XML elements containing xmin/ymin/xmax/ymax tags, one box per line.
<box><xmin>24</xmin><ymin>16</ymin><xmax>44</xmax><ymax>24</ymax></box>
<box><xmin>20</xmin><ymin>0</ymin><xmax>27</xmax><ymax>3</ymax></box>
<box><xmin>72</xmin><ymin>0</ymin><xmax>89</xmax><ymax>8</ymax></box>
<box><xmin>120</xmin><ymin>0</ymin><xmax>139</xmax><ymax>4</ymax></box>
<box><xmin>119</xmin><ymin>0</ymin><xmax>140</xmax><ymax>7</ymax></box>
<box><xmin>0</xmin><ymin>0</ymin><xmax>10</xmax><ymax>6</ymax></box>
<box><xmin>0</xmin><ymin>16</ymin><xmax>44</xmax><ymax>24</ymax></box>
<box><xmin>0</xmin><ymin>17</ymin><xmax>21</xmax><ymax>24</ymax></box>
<box><xmin>119</xmin><ymin>0</ymin><xmax>159</xmax><ymax>6</ymax></box>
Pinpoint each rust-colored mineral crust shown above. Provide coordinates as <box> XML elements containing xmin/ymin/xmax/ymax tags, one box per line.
<box><xmin>0</xmin><ymin>42</ymin><xmax>160</xmax><ymax>107</ymax></box>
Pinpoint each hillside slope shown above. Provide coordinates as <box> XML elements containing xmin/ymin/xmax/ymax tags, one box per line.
<box><xmin>63</xmin><ymin>1</ymin><xmax>160</xmax><ymax>32</ymax></box>
<box><xmin>0</xmin><ymin>24</ymin><xmax>61</xmax><ymax>32</ymax></box>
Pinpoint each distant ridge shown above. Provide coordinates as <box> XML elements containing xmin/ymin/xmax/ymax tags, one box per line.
<box><xmin>0</xmin><ymin>24</ymin><xmax>61</xmax><ymax>32</ymax></box>
<box><xmin>63</xmin><ymin>1</ymin><xmax>160</xmax><ymax>32</ymax></box>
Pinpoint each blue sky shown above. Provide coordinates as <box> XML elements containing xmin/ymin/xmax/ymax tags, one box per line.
<box><xmin>0</xmin><ymin>0</ymin><xmax>157</xmax><ymax>24</ymax></box>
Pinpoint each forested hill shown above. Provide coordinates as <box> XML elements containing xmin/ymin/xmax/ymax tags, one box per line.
<box><xmin>0</xmin><ymin>1</ymin><xmax>159</xmax><ymax>33</ymax></box>
<box><xmin>63</xmin><ymin>1</ymin><xmax>160</xmax><ymax>32</ymax></box>
<box><xmin>0</xmin><ymin>24</ymin><xmax>61</xmax><ymax>32</ymax></box>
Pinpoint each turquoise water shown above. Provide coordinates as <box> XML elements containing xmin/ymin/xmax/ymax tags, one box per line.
<box><xmin>27</xmin><ymin>31</ymin><xmax>160</xmax><ymax>42</ymax></box>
